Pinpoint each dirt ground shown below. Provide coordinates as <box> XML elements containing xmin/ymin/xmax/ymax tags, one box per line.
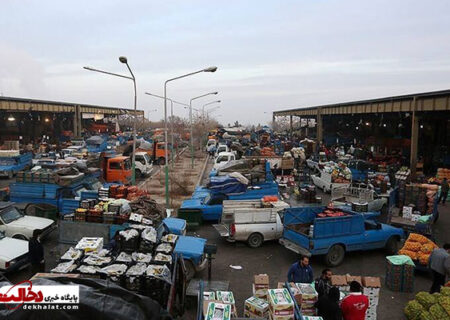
<box><xmin>140</xmin><ymin>149</ymin><xmax>208</xmax><ymax>209</ymax></box>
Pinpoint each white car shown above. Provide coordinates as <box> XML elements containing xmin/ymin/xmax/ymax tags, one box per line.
<box><xmin>134</xmin><ymin>152</ymin><xmax>153</xmax><ymax>178</ymax></box>
<box><xmin>213</xmin><ymin>152</ymin><xmax>236</xmax><ymax>171</ymax></box>
<box><xmin>0</xmin><ymin>202</ymin><xmax>56</xmax><ymax>241</ymax></box>
<box><xmin>0</xmin><ymin>231</ymin><xmax>29</xmax><ymax>272</ymax></box>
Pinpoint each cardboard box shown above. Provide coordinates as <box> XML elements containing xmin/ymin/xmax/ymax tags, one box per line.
<box><xmin>244</xmin><ymin>310</ymin><xmax>265</xmax><ymax>318</ymax></box>
<box><xmin>411</xmin><ymin>214</ymin><xmax>420</xmax><ymax>222</ymax></box>
<box><xmin>303</xmin><ymin>317</ymin><xmax>324</xmax><ymax>320</ymax></box>
<box><xmin>216</xmin><ymin>291</ymin><xmax>235</xmax><ymax>305</ymax></box>
<box><xmin>363</xmin><ymin>287</ymin><xmax>380</xmax><ymax>297</ymax></box>
<box><xmin>204</xmin><ymin>291</ymin><xmax>216</xmax><ymax>301</ymax></box>
<box><xmin>346</xmin><ymin>275</ymin><xmax>362</xmax><ymax>285</ymax></box>
<box><xmin>276</xmin><ymin>282</ymin><xmax>301</xmax><ymax>305</ymax></box>
<box><xmin>203</xmin><ymin>300</ymin><xmax>236</xmax><ymax>319</ymax></box>
<box><xmin>296</xmin><ymin>283</ymin><xmax>318</xmax><ymax>301</ymax></box>
<box><xmin>244</xmin><ymin>296</ymin><xmax>269</xmax><ymax>317</ymax></box>
<box><xmin>331</xmin><ymin>275</ymin><xmax>347</xmax><ymax>286</ymax></box>
<box><xmin>253</xmin><ymin>283</ymin><xmax>268</xmax><ymax>299</ymax></box>
<box><xmin>268</xmin><ymin>289</ymin><xmax>295</xmax><ymax>317</ymax></box>
<box><xmin>269</xmin><ymin>313</ymin><xmax>295</xmax><ymax>320</ymax></box>
<box><xmin>402</xmin><ymin>206</ymin><xmax>413</xmax><ymax>219</ymax></box>
<box><xmin>205</xmin><ymin>302</ymin><xmax>232</xmax><ymax>320</ymax></box>
<box><xmin>254</xmin><ymin>274</ymin><xmax>270</xmax><ymax>288</ymax></box>
<box><xmin>362</xmin><ymin>277</ymin><xmax>381</xmax><ymax>288</ymax></box>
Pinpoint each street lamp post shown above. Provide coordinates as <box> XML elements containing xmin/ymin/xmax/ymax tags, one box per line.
<box><xmin>163</xmin><ymin>66</ymin><xmax>217</xmax><ymax>207</ymax></box>
<box><xmin>145</xmin><ymin>92</ymin><xmax>190</xmax><ymax>168</ymax></box>
<box><xmin>189</xmin><ymin>91</ymin><xmax>219</xmax><ymax>168</ymax></box>
<box><xmin>202</xmin><ymin>100</ymin><xmax>221</xmax><ymax>119</ymax></box>
<box><xmin>83</xmin><ymin>56</ymin><xmax>138</xmax><ymax>185</ymax></box>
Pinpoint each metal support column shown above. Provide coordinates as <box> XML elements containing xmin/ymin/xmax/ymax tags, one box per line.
<box><xmin>77</xmin><ymin>105</ymin><xmax>82</xmax><ymax>137</ymax></box>
<box><xmin>410</xmin><ymin>97</ymin><xmax>419</xmax><ymax>179</ymax></box>
<box><xmin>305</xmin><ymin>119</ymin><xmax>309</xmax><ymax>137</ymax></box>
<box><xmin>73</xmin><ymin>106</ymin><xmax>79</xmax><ymax>137</ymax></box>
<box><xmin>316</xmin><ymin>108</ymin><xmax>323</xmax><ymax>153</ymax></box>
<box><xmin>289</xmin><ymin>115</ymin><xmax>293</xmax><ymax>139</ymax></box>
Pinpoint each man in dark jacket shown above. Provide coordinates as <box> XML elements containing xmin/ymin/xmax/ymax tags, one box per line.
<box><xmin>287</xmin><ymin>256</ymin><xmax>313</xmax><ymax>283</ymax></box>
<box><xmin>29</xmin><ymin>232</ymin><xmax>45</xmax><ymax>274</ymax></box>
<box><xmin>315</xmin><ymin>268</ymin><xmax>333</xmax><ymax>298</ymax></box>
<box><xmin>439</xmin><ymin>178</ymin><xmax>449</xmax><ymax>205</ymax></box>
<box><xmin>315</xmin><ymin>286</ymin><xmax>342</xmax><ymax>320</ymax></box>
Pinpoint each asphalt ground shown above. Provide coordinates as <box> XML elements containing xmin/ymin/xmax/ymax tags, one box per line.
<box><xmin>3</xmin><ymin>160</ymin><xmax>450</xmax><ymax>320</ymax></box>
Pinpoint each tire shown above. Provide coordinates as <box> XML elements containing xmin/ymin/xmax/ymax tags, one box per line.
<box><xmin>184</xmin><ymin>260</ymin><xmax>196</xmax><ymax>281</ymax></box>
<box><xmin>135</xmin><ymin>170</ymin><xmax>142</xmax><ymax>179</ymax></box>
<box><xmin>381</xmin><ymin>204</ymin><xmax>388</xmax><ymax>216</ymax></box>
<box><xmin>325</xmin><ymin>244</ymin><xmax>345</xmax><ymax>267</ymax></box>
<box><xmin>12</xmin><ymin>234</ymin><xmax>28</xmax><ymax>241</ymax></box>
<box><xmin>158</xmin><ymin>157</ymin><xmax>166</xmax><ymax>165</ymax></box>
<box><xmin>385</xmin><ymin>236</ymin><xmax>399</xmax><ymax>255</ymax></box>
<box><xmin>247</xmin><ymin>233</ymin><xmax>264</xmax><ymax>248</ymax></box>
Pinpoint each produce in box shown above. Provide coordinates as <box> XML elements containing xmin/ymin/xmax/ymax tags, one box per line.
<box><xmin>415</xmin><ymin>292</ymin><xmax>437</xmax><ymax>310</ymax></box>
<box><xmin>438</xmin><ymin>295</ymin><xmax>450</xmax><ymax>316</ymax></box>
<box><xmin>442</xmin><ymin>287</ymin><xmax>450</xmax><ymax>296</ymax></box>
<box><xmin>404</xmin><ymin>300</ymin><xmax>424</xmax><ymax>320</ymax></box>
<box><xmin>429</xmin><ymin>303</ymin><xmax>449</xmax><ymax>320</ymax></box>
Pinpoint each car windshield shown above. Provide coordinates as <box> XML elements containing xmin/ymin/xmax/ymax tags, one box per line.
<box><xmin>203</xmin><ymin>193</ymin><xmax>211</xmax><ymax>205</ymax></box>
<box><xmin>124</xmin><ymin>159</ymin><xmax>131</xmax><ymax>170</ymax></box>
<box><xmin>143</xmin><ymin>154</ymin><xmax>150</xmax><ymax>163</ymax></box>
<box><xmin>1</xmin><ymin>206</ymin><xmax>23</xmax><ymax>224</ymax></box>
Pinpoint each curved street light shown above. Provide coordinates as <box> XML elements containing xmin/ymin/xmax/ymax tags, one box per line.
<box><xmin>83</xmin><ymin>56</ymin><xmax>138</xmax><ymax>185</ymax></box>
<box><xmin>163</xmin><ymin>66</ymin><xmax>218</xmax><ymax>207</ymax></box>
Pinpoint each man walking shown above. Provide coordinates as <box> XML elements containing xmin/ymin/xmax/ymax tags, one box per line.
<box><xmin>438</xmin><ymin>178</ymin><xmax>449</xmax><ymax>205</ymax></box>
<box><xmin>29</xmin><ymin>231</ymin><xmax>45</xmax><ymax>274</ymax></box>
<box><xmin>429</xmin><ymin>243</ymin><xmax>450</xmax><ymax>293</ymax></box>
<box><xmin>315</xmin><ymin>268</ymin><xmax>333</xmax><ymax>298</ymax></box>
<box><xmin>341</xmin><ymin>281</ymin><xmax>369</xmax><ymax>320</ymax></box>
<box><xmin>287</xmin><ymin>256</ymin><xmax>314</xmax><ymax>283</ymax></box>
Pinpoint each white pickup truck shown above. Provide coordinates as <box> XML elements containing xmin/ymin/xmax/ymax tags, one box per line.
<box><xmin>331</xmin><ymin>184</ymin><xmax>388</xmax><ymax>214</ymax></box>
<box><xmin>134</xmin><ymin>152</ymin><xmax>153</xmax><ymax>178</ymax></box>
<box><xmin>311</xmin><ymin>170</ymin><xmax>350</xmax><ymax>193</ymax></box>
<box><xmin>213</xmin><ymin>199</ymin><xmax>290</xmax><ymax>248</ymax></box>
<box><xmin>213</xmin><ymin>152</ymin><xmax>236</xmax><ymax>171</ymax></box>
<box><xmin>0</xmin><ymin>202</ymin><xmax>56</xmax><ymax>241</ymax></box>
<box><xmin>0</xmin><ymin>231</ymin><xmax>29</xmax><ymax>272</ymax></box>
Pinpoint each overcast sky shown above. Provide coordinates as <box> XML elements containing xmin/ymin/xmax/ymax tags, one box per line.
<box><xmin>1</xmin><ymin>0</ymin><xmax>450</xmax><ymax>125</ymax></box>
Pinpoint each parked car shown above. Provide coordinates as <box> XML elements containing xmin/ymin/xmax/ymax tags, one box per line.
<box><xmin>0</xmin><ymin>231</ymin><xmax>29</xmax><ymax>272</ymax></box>
<box><xmin>213</xmin><ymin>152</ymin><xmax>236</xmax><ymax>171</ymax></box>
<box><xmin>213</xmin><ymin>199</ymin><xmax>289</xmax><ymax>248</ymax></box>
<box><xmin>134</xmin><ymin>152</ymin><xmax>153</xmax><ymax>178</ymax></box>
<box><xmin>0</xmin><ymin>202</ymin><xmax>56</xmax><ymax>241</ymax></box>
<box><xmin>331</xmin><ymin>184</ymin><xmax>388</xmax><ymax>214</ymax></box>
<box><xmin>279</xmin><ymin>206</ymin><xmax>404</xmax><ymax>266</ymax></box>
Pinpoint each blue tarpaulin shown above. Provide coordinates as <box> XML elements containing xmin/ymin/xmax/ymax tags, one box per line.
<box><xmin>207</xmin><ymin>176</ymin><xmax>247</xmax><ymax>195</ymax></box>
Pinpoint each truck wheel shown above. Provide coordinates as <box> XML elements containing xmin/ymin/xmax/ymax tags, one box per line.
<box><xmin>247</xmin><ymin>233</ymin><xmax>264</xmax><ymax>248</ymax></box>
<box><xmin>135</xmin><ymin>170</ymin><xmax>142</xmax><ymax>179</ymax></box>
<box><xmin>325</xmin><ymin>244</ymin><xmax>345</xmax><ymax>267</ymax></box>
<box><xmin>13</xmin><ymin>234</ymin><xmax>28</xmax><ymax>241</ymax></box>
<box><xmin>158</xmin><ymin>157</ymin><xmax>166</xmax><ymax>165</ymax></box>
<box><xmin>385</xmin><ymin>236</ymin><xmax>399</xmax><ymax>255</ymax></box>
<box><xmin>381</xmin><ymin>204</ymin><xmax>388</xmax><ymax>216</ymax></box>
<box><xmin>184</xmin><ymin>260</ymin><xmax>196</xmax><ymax>280</ymax></box>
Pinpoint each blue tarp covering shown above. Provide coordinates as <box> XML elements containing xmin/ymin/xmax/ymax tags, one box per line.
<box><xmin>207</xmin><ymin>175</ymin><xmax>247</xmax><ymax>195</ymax></box>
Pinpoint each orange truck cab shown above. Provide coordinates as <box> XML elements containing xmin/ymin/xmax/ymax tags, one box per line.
<box><xmin>137</xmin><ymin>141</ymin><xmax>171</xmax><ymax>165</ymax></box>
<box><xmin>102</xmin><ymin>156</ymin><xmax>132</xmax><ymax>184</ymax></box>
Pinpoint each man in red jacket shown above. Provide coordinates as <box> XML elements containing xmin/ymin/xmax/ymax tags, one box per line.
<box><xmin>341</xmin><ymin>281</ymin><xmax>369</xmax><ymax>320</ymax></box>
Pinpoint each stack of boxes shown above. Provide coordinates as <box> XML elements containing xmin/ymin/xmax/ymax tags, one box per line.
<box><xmin>253</xmin><ymin>274</ymin><xmax>270</xmax><ymax>299</ymax></box>
<box><xmin>385</xmin><ymin>256</ymin><xmax>415</xmax><ymax>292</ymax></box>
<box><xmin>244</xmin><ymin>296</ymin><xmax>269</xmax><ymax>318</ymax></box>
<box><xmin>296</xmin><ymin>283</ymin><xmax>318</xmax><ymax>316</ymax></box>
<box><xmin>204</xmin><ymin>291</ymin><xmax>237</xmax><ymax>320</ymax></box>
<box><xmin>362</xmin><ymin>277</ymin><xmax>381</xmax><ymax>320</ymax></box>
<box><xmin>267</xmin><ymin>288</ymin><xmax>295</xmax><ymax>320</ymax></box>
<box><xmin>331</xmin><ymin>275</ymin><xmax>349</xmax><ymax>296</ymax></box>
